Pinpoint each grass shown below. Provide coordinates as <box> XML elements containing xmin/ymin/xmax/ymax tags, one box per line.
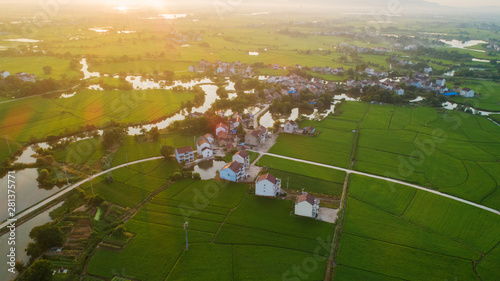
<box><xmin>257</xmin><ymin>155</ymin><xmax>345</xmax><ymax>196</ymax></box>
<box><xmin>449</xmin><ymin>80</ymin><xmax>500</xmax><ymax>111</ymax></box>
<box><xmin>336</xmin><ymin>234</ymin><xmax>480</xmax><ymax>281</ymax></box>
<box><xmin>258</xmin><ymin>155</ymin><xmax>346</xmax><ymax>183</ymax></box>
<box><xmin>269</xmin><ymin>102</ymin><xmax>500</xmax><ymax>209</ymax></box>
<box><xmin>334</xmin><ymin>174</ymin><xmax>500</xmax><ymax>281</ymax></box>
<box><xmin>0</xmin><ymin>88</ymin><xmax>196</xmax><ymax>164</ymax></box>
<box><xmin>402</xmin><ymin>191</ymin><xmax>500</xmax><ymax>253</ymax></box>
<box><xmin>347</xmin><ymin>174</ymin><xmax>416</xmax><ymax>216</ymax></box>
<box><xmin>225</xmin><ymin>196</ymin><xmax>334</xmax><ymax>240</ymax></box>
<box><xmin>0</xmin><ymin>56</ymin><xmax>81</xmax><ymax>79</ymax></box>
<box><xmin>87</xmin><ymin>219</ymin><xmax>214</xmax><ymax>281</ymax></box>
<box><xmin>88</xmin><ymin>180</ymin><xmax>335</xmax><ymax>280</ymax></box>
<box><xmin>165</xmin><ymin>243</ymin><xmax>233</xmax><ymax>281</ymax></box>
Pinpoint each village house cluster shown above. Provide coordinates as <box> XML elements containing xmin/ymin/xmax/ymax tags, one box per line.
<box><xmin>189</xmin><ymin>60</ymin><xmax>254</xmax><ymax>77</ymax></box>
<box><xmin>0</xmin><ymin>70</ymin><xmax>37</xmax><ymax>82</ymax></box>
<box><xmin>337</xmin><ymin>43</ymin><xmax>388</xmax><ymax>54</ymax></box>
<box><xmin>262</xmin><ymin>74</ymin><xmax>337</xmax><ymax>101</ymax></box>
<box><xmin>346</xmin><ymin>75</ymin><xmax>475</xmax><ymax>97</ymax></box>
<box><xmin>487</xmin><ymin>40</ymin><xmax>500</xmax><ymax>52</ymax></box>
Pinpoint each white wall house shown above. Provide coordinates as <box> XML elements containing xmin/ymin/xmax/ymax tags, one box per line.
<box><xmin>283</xmin><ymin>120</ymin><xmax>299</xmax><ymax>133</ymax></box>
<box><xmin>395</xmin><ymin>88</ymin><xmax>405</xmax><ymax>96</ymax></box>
<box><xmin>200</xmin><ymin>147</ymin><xmax>213</xmax><ymax>159</ymax></box>
<box><xmin>436</xmin><ymin>78</ymin><xmax>446</xmax><ymax>87</ymax></box>
<box><xmin>460</xmin><ymin>88</ymin><xmax>475</xmax><ymax>98</ymax></box>
<box><xmin>220</xmin><ymin>161</ymin><xmax>245</xmax><ymax>182</ymax></box>
<box><xmin>175</xmin><ymin>146</ymin><xmax>194</xmax><ymax>163</ymax></box>
<box><xmin>216</xmin><ymin>123</ymin><xmax>229</xmax><ymax>136</ymax></box>
<box><xmin>204</xmin><ymin>133</ymin><xmax>215</xmax><ymax>144</ymax></box>
<box><xmin>294</xmin><ymin>193</ymin><xmax>319</xmax><ymax>218</ymax></box>
<box><xmin>255</xmin><ymin>173</ymin><xmax>281</xmax><ymax>197</ymax></box>
<box><xmin>232</xmin><ymin>150</ymin><xmax>250</xmax><ymax>168</ymax></box>
<box><xmin>0</xmin><ymin>71</ymin><xmax>10</xmax><ymax>78</ymax></box>
<box><xmin>197</xmin><ymin>138</ymin><xmax>211</xmax><ymax>154</ymax></box>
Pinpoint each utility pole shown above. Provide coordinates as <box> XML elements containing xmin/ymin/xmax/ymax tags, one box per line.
<box><xmin>90</xmin><ymin>173</ymin><xmax>94</xmax><ymax>195</ymax></box>
<box><xmin>5</xmin><ymin>136</ymin><xmax>11</xmax><ymax>154</ymax></box>
<box><xmin>63</xmin><ymin>164</ymin><xmax>70</xmax><ymax>185</ymax></box>
<box><xmin>287</xmin><ymin>177</ymin><xmax>289</xmax><ymax>189</ymax></box>
<box><xmin>184</xmin><ymin>222</ymin><xmax>189</xmax><ymax>250</ymax></box>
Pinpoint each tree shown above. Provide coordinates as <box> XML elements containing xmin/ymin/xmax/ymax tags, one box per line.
<box><xmin>36</xmin><ymin>169</ymin><xmax>50</xmax><ymax>186</ymax></box>
<box><xmin>193</xmin><ymin>172</ymin><xmax>201</xmax><ymax>180</ymax></box>
<box><xmin>102</xmin><ymin>124</ymin><xmax>126</xmax><ymax>150</ymax></box>
<box><xmin>149</xmin><ymin>126</ymin><xmax>160</xmax><ymax>142</ymax></box>
<box><xmin>160</xmin><ymin>145</ymin><xmax>175</xmax><ymax>160</ymax></box>
<box><xmin>15</xmin><ymin>261</ymin><xmax>26</xmax><ymax>274</ymax></box>
<box><xmin>18</xmin><ymin>260</ymin><xmax>53</xmax><ymax>281</ymax></box>
<box><xmin>42</xmin><ymin>66</ymin><xmax>52</xmax><ymax>75</ymax></box>
<box><xmin>29</xmin><ymin>224</ymin><xmax>64</xmax><ymax>254</ymax></box>
<box><xmin>25</xmin><ymin>242</ymin><xmax>43</xmax><ymax>260</ymax></box>
<box><xmin>236</xmin><ymin>123</ymin><xmax>246</xmax><ymax>140</ymax></box>
<box><xmin>172</xmin><ymin>172</ymin><xmax>183</xmax><ymax>181</ymax></box>
<box><xmin>87</xmin><ymin>194</ymin><xmax>104</xmax><ymax>207</ymax></box>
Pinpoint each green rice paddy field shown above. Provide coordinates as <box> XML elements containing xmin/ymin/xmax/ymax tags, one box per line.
<box><xmin>85</xmin><ymin>175</ymin><xmax>335</xmax><ymax>281</ymax></box>
<box><xmin>257</xmin><ymin>155</ymin><xmax>346</xmax><ymax>196</ymax></box>
<box><xmin>334</xmin><ymin>174</ymin><xmax>500</xmax><ymax>281</ymax></box>
<box><xmin>0</xmin><ymin>89</ymin><xmax>196</xmax><ymax>163</ymax></box>
<box><xmin>270</xmin><ymin>101</ymin><xmax>500</xmax><ymax>210</ymax></box>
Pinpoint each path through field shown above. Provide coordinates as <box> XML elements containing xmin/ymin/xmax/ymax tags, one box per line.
<box><xmin>254</xmin><ymin>152</ymin><xmax>500</xmax><ymax>216</ymax></box>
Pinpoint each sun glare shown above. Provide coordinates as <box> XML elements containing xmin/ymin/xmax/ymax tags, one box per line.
<box><xmin>111</xmin><ymin>0</ymin><xmax>166</xmax><ymax>11</ymax></box>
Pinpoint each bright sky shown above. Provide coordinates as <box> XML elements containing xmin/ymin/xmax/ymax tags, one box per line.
<box><xmin>9</xmin><ymin>0</ymin><xmax>500</xmax><ymax>8</ymax></box>
<box><xmin>426</xmin><ymin>0</ymin><xmax>500</xmax><ymax>7</ymax></box>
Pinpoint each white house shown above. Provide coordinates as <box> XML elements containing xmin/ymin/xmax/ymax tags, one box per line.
<box><xmin>294</xmin><ymin>193</ymin><xmax>319</xmax><ymax>218</ymax></box>
<box><xmin>215</xmin><ymin>123</ymin><xmax>229</xmax><ymax>137</ymax></box>
<box><xmin>232</xmin><ymin>150</ymin><xmax>250</xmax><ymax>167</ymax></box>
<box><xmin>0</xmin><ymin>71</ymin><xmax>10</xmax><ymax>78</ymax></box>
<box><xmin>283</xmin><ymin>120</ymin><xmax>299</xmax><ymax>133</ymax></box>
<box><xmin>200</xmin><ymin>147</ymin><xmax>213</xmax><ymax>158</ymax></box>
<box><xmin>365</xmin><ymin>68</ymin><xmax>375</xmax><ymax>75</ymax></box>
<box><xmin>220</xmin><ymin>161</ymin><xmax>245</xmax><ymax>182</ymax></box>
<box><xmin>196</xmin><ymin>137</ymin><xmax>213</xmax><ymax>159</ymax></box>
<box><xmin>255</xmin><ymin>173</ymin><xmax>281</xmax><ymax>197</ymax></box>
<box><xmin>395</xmin><ymin>88</ymin><xmax>405</xmax><ymax>96</ymax></box>
<box><xmin>196</xmin><ymin>138</ymin><xmax>211</xmax><ymax>154</ymax></box>
<box><xmin>435</xmin><ymin>78</ymin><xmax>446</xmax><ymax>87</ymax></box>
<box><xmin>460</xmin><ymin>88</ymin><xmax>475</xmax><ymax>98</ymax></box>
<box><xmin>175</xmin><ymin>146</ymin><xmax>194</xmax><ymax>163</ymax></box>
<box><xmin>423</xmin><ymin>67</ymin><xmax>433</xmax><ymax>74</ymax></box>
<box><xmin>204</xmin><ymin>133</ymin><xmax>215</xmax><ymax>144</ymax></box>
<box><xmin>231</xmin><ymin>113</ymin><xmax>243</xmax><ymax>129</ymax></box>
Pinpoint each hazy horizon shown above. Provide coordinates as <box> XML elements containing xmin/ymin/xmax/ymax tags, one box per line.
<box><xmin>2</xmin><ymin>0</ymin><xmax>500</xmax><ymax>9</ymax></box>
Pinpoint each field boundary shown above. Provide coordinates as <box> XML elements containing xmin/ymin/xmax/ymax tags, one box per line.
<box><xmin>255</xmin><ymin>152</ymin><xmax>500</xmax><ymax>216</ymax></box>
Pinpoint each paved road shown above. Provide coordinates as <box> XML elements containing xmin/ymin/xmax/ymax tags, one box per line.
<box><xmin>253</xmin><ymin>104</ymin><xmax>270</xmax><ymax>128</ymax></box>
<box><xmin>255</xmin><ymin>152</ymin><xmax>500</xmax><ymax>216</ymax></box>
<box><xmin>0</xmin><ymin>156</ymin><xmax>164</xmax><ymax>230</ymax></box>
<box><xmin>0</xmin><ymin>85</ymin><xmax>80</xmax><ymax>105</ymax></box>
<box><xmin>3</xmin><ymin>148</ymin><xmax>500</xmax><ymax>231</ymax></box>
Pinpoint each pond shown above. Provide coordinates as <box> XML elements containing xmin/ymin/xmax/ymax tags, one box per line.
<box><xmin>0</xmin><ymin>169</ymin><xmax>66</xmax><ymax>223</ymax></box>
<box><xmin>472</xmin><ymin>58</ymin><xmax>490</xmax><ymax>63</ymax></box>
<box><xmin>13</xmin><ymin>143</ymin><xmax>50</xmax><ymax>165</ymax></box>
<box><xmin>3</xmin><ymin>39</ymin><xmax>41</xmax><ymax>43</ymax></box>
<box><xmin>193</xmin><ymin>160</ymin><xmax>228</xmax><ymax>180</ymax></box>
<box><xmin>0</xmin><ymin>202</ymin><xmax>63</xmax><ymax>281</ymax></box>
<box><xmin>440</xmin><ymin>39</ymin><xmax>486</xmax><ymax>52</ymax></box>
<box><xmin>81</xmin><ymin>58</ymin><xmax>100</xmax><ymax>79</ymax></box>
